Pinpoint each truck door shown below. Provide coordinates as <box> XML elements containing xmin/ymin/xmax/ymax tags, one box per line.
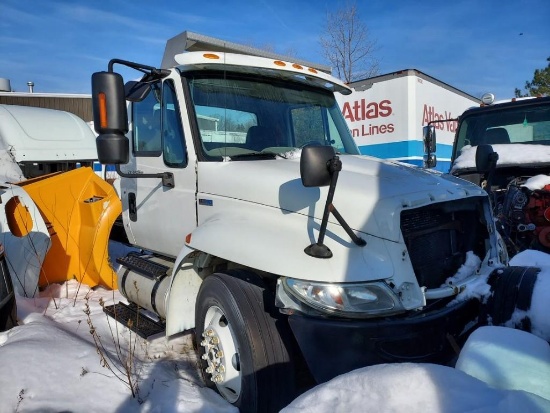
<box><xmin>121</xmin><ymin>78</ymin><xmax>196</xmax><ymax>257</ymax></box>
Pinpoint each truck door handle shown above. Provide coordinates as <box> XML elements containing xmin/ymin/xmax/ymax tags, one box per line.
<box><xmin>128</xmin><ymin>192</ymin><xmax>137</xmax><ymax>222</ymax></box>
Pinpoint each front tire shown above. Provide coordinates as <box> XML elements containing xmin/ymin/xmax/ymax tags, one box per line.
<box><xmin>195</xmin><ymin>271</ymin><xmax>295</xmax><ymax>413</ymax></box>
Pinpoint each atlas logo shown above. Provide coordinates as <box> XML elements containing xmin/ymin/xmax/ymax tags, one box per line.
<box><xmin>342</xmin><ymin>99</ymin><xmax>393</xmax><ymax>122</ymax></box>
<box><xmin>422</xmin><ymin>104</ymin><xmax>458</xmax><ymax>132</ymax></box>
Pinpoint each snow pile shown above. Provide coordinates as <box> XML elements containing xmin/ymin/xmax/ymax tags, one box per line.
<box><xmin>523</xmin><ymin>174</ymin><xmax>550</xmax><ymax>190</ymax></box>
<box><xmin>455</xmin><ymin>326</ymin><xmax>550</xmax><ymax>401</ymax></box>
<box><xmin>444</xmin><ymin>251</ymin><xmax>482</xmax><ymax>286</ymax></box>
<box><xmin>451</xmin><ymin>144</ymin><xmax>550</xmax><ymax>172</ymax></box>
<box><xmin>0</xmin><ymin>280</ymin><xmax>237</xmax><ymax>413</ymax></box>
<box><xmin>282</xmin><ymin>360</ymin><xmax>550</xmax><ymax>413</ymax></box>
<box><xmin>441</xmin><ymin>252</ymin><xmax>493</xmax><ymax>303</ymax></box>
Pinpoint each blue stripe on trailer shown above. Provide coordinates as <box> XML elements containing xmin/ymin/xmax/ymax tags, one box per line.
<box><xmin>396</xmin><ymin>159</ymin><xmax>451</xmax><ymax>172</ymax></box>
<box><xmin>357</xmin><ymin>141</ymin><xmax>452</xmax><ymax>172</ymax></box>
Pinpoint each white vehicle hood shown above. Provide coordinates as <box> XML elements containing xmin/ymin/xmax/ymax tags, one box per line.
<box><xmin>198</xmin><ymin>154</ymin><xmax>486</xmax><ymax>243</ymax></box>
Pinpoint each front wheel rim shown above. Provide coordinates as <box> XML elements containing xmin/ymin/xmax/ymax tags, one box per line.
<box><xmin>200</xmin><ymin>305</ymin><xmax>242</xmax><ymax>402</ymax></box>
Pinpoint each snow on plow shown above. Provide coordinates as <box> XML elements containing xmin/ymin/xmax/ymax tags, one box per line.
<box><xmin>2</xmin><ymin>167</ymin><xmax>121</xmax><ymax>296</ymax></box>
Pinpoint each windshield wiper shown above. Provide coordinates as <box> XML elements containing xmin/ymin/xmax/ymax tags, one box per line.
<box><xmin>229</xmin><ymin>151</ymin><xmax>278</xmax><ymax>160</ymax></box>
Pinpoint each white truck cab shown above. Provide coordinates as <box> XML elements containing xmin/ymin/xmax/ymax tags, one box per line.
<box><xmin>93</xmin><ymin>52</ymin><xmax>506</xmax><ymax>412</ymax></box>
<box><xmin>0</xmin><ymin>104</ymin><xmax>99</xmax><ymax>179</ymax></box>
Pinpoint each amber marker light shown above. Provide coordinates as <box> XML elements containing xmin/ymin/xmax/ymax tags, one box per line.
<box><xmin>292</xmin><ymin>64</ymin><xmax>303</xmax><ymax>70</ymax></box>
<box><xmin>185</xmin><ymin>233</ymin><xmax>192</xmax><ymax>244</ymax></box>
<box><xmin>98</xmin><ymin>92</ymin><xmax>108</xmax><ymax>129</ymax></box>
<box><xmin>203</xmin><ymin>53</ymin><xmax>220</xmax><ymax>59</ymax></box>
<box><xmin>308</xmin><ymin>68</ymin><xmax>318</xmax><ymax>74</ymax></box>
<box><xmin>274</xmin><ymin>60</ymin><xmax>286</xmax><ymax>67</ymax></box>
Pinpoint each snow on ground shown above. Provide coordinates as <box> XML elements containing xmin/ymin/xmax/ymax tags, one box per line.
<box><xmin>0</xmin><ymin>243</ymin><xmax>237</xmax><ymax>413</ymax></box>
<box><xmin>0</xmin><ymin>244</ymin><xmax>549</xmax><ymax>412</ymax></box>
<box><xmin>0</xmin><ymin>282</ymin><xmax>235</xmax><ymax>413</ymax></box>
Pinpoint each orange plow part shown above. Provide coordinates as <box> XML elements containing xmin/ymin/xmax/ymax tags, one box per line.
<box><xmin>18</xmin><ymin>167</ymin><xmax>121</xmax><ymax>289</ymax></box>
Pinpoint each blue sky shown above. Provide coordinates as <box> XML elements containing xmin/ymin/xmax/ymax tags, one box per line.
<box><xmin>0</xmin><ymin>0</ymin><xmax>548</xmax><ymax>99</ymax></box>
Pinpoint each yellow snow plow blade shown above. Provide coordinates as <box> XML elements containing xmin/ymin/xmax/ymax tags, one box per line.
<box><xmin>18</xmin><ymin>167</ymin><xmax>121</xmax><ymax>289</ymax></box>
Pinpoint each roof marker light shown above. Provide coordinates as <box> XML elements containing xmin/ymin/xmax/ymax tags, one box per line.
<box><xmin>481</xmin><ymin>93</ymin><xmax>495</xmax><ymax>105</ymax></box>
<box><xmin>203</xmin><ymin>53</ymin><xmax>220</xmax><ymax>60</ymax></box>
<box><xmin>274</xmin><ymin>60</ymin><xmax>286</xmax><ymax>67</ymax></box>
<box><xmin>292</xmin><ymin>63</ymin><xmax>303</xmax><ymax>70</ymax></box>
<box><xmin>308</xmin><ymin>68</ymin><xmax>318</xmax><ymax>74</ymax></box>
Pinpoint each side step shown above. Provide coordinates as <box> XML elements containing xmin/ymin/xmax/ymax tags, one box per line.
<box><xmin>103</xmin><ymin>301</ymin><xmax>165</xmax><ymax>339</ymax></box>
<box><xmin>116</xmin><ymin>252</ymin><xmax>169</xmax><ymax>280</ymax></box>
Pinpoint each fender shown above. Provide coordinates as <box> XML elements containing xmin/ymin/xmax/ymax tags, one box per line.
<box><xmin>164</xmin><ymin>244</ymin><xmax>203</xmax><ymax>336</ymax></box>
<box><xmin>163</xmin><ymin>206</ymin><xmax>399</xmax><ymax>336</ymax></box>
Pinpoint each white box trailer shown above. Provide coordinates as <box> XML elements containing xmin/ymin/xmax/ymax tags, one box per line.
<box><xmin>336</xmin><ymin>69</ymin><xmax>480</xmax><ymax>172</ymax></box>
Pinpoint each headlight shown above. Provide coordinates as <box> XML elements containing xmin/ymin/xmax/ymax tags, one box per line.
<box><xmin>282</xmin><ymin>278</ymin><xmax>405</xmax><ymax>318</ymax></box>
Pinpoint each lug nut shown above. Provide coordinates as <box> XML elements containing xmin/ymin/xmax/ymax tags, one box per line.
<box><xmin>216</xmin><ymin>350</ymin><xmax>224</xmax><ymax>358</ymax></box>
<box><xmin>201</xmin><ymin>354</ymin><xmax>208</xmax><ymax>360</ymax></box>
<box><xmin>205</xmin><ymin>367</ymin><xmax>213</xmax><ymax>374</ymax></box>
<box><xmin>205</xmin><ymin>329</ymin><xmax>214</xmax><ymax>337</ymax></box>
<box><xmin>211</xmin><ymin>336</ymin><xmax>220</xmax><ymax>345</ymax></box>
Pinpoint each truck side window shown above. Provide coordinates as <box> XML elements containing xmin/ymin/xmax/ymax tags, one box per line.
<box><xmin>162</xmin><ymin>80</ymin><xmax>187</xmax><ymax>168</ymax></box>
<box><xmin>133</xmin><ymin>82</ymin><xmax>162</xmax><ymax>155</ymax></box>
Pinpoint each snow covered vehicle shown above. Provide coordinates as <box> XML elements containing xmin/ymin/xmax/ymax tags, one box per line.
<box><xmin>423</xmin><ymin>94</ymin><xmax>550</xmax><ymax>257</ymax></box>
<box><xmin>85</xmin><ymin>51</ymin><xmax>514</xmax><ymax>412</ymax></box>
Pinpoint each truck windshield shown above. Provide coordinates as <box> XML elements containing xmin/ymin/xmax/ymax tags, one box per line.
<box><xmin>454</xmin><ymin>103</ymin><xmax>550</xmax><ymax>158</ymax></box>
<box><xmin>185</xmin><ymin>72</ymin><xmax>360</xmax><ymax>160</ymax></box>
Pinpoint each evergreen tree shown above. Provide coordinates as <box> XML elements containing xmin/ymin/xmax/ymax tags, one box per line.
<box><xmin>515</xmin><ymin>57</ymin><xmax>550</xmax><ymax>97</ymax></box>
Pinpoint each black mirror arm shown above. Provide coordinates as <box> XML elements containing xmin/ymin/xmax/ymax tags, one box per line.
<box><xmin>330</xmin><ymin>204</ymin><xmax>367</xmax><ymax>247</ymax></box>
<box><xmin>305</xmin><ymin>156</ymin><xmax>366</xmax><ymax>259</ymax></box>
<box><xmin>316</xmin><ymin>157</ymin><xmax>341</xmax><ymax>244</ymax></box>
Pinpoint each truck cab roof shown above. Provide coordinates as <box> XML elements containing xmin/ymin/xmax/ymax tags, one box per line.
<box><xmin>173</xmin><ymin>51</ymin><xmax>352</xmax><ymax>95</ymax></box>
<box><xmin>0</xmin><ymin>104</ymin><xmax>98</xmax><ymax>163</ymax></box>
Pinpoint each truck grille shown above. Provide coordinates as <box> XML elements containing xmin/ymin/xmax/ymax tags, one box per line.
<box><xmin>400</xmin><ymin>199</ymin><xmax>487</xmax><ymax>289</ymax></box>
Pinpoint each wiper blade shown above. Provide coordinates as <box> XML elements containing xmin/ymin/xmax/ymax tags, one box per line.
<box><xmin>229</xmin><ymin>151</ymin><xmax>278</xmax><ymax>160</ymax></box>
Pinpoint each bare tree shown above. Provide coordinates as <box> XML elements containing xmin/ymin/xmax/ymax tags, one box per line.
<box><xmin>319</xmin><ymin>2</ymin><xmax>379</xmax><ymax>83</ymax></box>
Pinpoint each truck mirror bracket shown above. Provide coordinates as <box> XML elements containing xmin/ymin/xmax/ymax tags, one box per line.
<box><xmin>301</xmin><ymin>147</ymin><xmax>366</xmax><ymax>259</ymax></box>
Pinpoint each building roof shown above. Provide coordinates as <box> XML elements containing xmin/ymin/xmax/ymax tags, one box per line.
<box><xmin>348</xmin><ymin>68</ymin><xmax>479</xmax><ymax>102</ymax></box>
